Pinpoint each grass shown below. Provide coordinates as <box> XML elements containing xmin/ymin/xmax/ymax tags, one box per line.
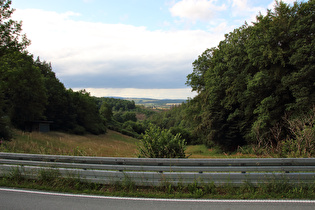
<box><xmin>0</xmin><ymin>130</ymin><xmax>219</xmax><ymax>158</ymax></box>
<box><xmin>0</xmin><ymin>130</ymin><xmax>264</xmax><ymax>158</ymax></box>
<box><xmin>1</xmin><ymin>130</ymin><xmax>315</xmax><ymax>199</ymax></box>
<box><xmin>1</xmin><ymin>168</ymin><xmax>314</xmax><ymax>199</ymax></box>
<box><xmin>0</xmin><ymin>129</ymin><xmax>139</xmax><ymax>157</ymax></box>
<box><xmin>186</xmin><ymin>145</ymin><xmax>266</xmax><ymax>158</ymax></box>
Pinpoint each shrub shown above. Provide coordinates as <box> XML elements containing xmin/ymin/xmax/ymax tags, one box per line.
<box><xmin>138</xmin><ymin>124</ymin><xmax>187</xmax><ymax>158</ymax></box>
<box><xmin>280</xmin><ymin>107</ymin><xmax>315</xmax><ymax>157</ymax></box>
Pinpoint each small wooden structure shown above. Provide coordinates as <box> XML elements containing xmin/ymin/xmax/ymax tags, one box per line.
<box><xmin>26</xmin><ymin>121</ymin><xmax>53</xmax><ymax>133</ymax></box>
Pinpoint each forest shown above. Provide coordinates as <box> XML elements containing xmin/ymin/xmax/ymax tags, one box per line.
<box><xmin>0</xmin><ymin>0</ymin><xmax>314</xmax><ymax>155</ymax></box>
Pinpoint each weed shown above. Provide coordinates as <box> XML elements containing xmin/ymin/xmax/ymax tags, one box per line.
<box><xmin>1</xmin><ymin>174</ymin><xmax>315</xmax><ymax>199</ymax></box>
<box><xmin>8</xmin><ymin>166</ymin><xmax>24</xmax><ymax>182</ymax></box>
<box><xmin>204</xmin><ymin>182</ymin><xmax>217</xmax><ymax>194</ymax></box>
<box><xmin>38</xmin><ymin>168</ymin><xmax>61</xmax><ymax>183</ymax></box>
<box><xmin>187</xmin><ymin>181</ymin><xmax>205</xmax><ymax>198</ymax></box>
<box><xmin>121</xmin><ymin>174</ymin><xmax>136</xmax><ymax>191</ymax></box>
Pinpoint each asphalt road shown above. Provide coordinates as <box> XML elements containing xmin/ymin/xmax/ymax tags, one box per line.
<box><xmin>0</xmin><ymin>188</ymin><xmax>314</xmax><ymax>210</ymax></box>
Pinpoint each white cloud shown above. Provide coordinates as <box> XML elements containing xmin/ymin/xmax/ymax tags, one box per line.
<box><xmin>169</xmin><ymin>0</ymin><xmax>227</xmax><ymax>23</ymax></box>
<box><xmin>231</xmin><ymin>0</ymin><xmax>266</xmax><ymax>24</ymax></box>
<box><xmin>13</xmin><ymin>8</ymin><xmax>222</xmax><ymax>77</ymax></box>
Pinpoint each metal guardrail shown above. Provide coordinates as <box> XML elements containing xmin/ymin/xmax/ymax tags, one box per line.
<box><xmin>0</xmin><ymin>152</ymin><xmax>315</xmax><ymax>186</ymax></box>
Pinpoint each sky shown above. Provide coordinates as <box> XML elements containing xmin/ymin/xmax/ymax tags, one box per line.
<box><xmin>11</xmin><ymin>0</ymin><xmax>298</xmax><ymax>99</ymax></box>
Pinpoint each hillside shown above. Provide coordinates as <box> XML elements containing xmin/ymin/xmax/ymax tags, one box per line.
<box><xmin>0</xmin><ymin>130</ymin><xmax>139</xmax><ymax>157</ymax></box>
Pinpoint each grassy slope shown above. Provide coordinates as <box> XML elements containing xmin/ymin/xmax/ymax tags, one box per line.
<box><xmin>0</xmin><ymin>130</ymin><xmax>139</xmax><ymax>157</ymax></box>
<box><xmin>0</xmin><ymin>130</ymin><xmax>264</xmax><ymax>158</ymax></box>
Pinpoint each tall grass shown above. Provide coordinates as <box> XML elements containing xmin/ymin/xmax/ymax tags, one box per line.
<box><xmin>1</xmin><ymin>129</ymin><xmax>257</xmax><ymax>158</ymax></box>
<box><xmin>0</xmin><ymin>130</ymin><xmax>139</xmax><ymax>157</ymax></box>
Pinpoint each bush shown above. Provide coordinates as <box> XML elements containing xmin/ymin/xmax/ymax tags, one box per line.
<box><xmin>138</xmin><ymin>124</ymin><xmax>187</xmax><ymax>158</ymax></box>
<box><xmin>280</xmin><ymin>108</ymin><xmax>315</xmax><ymax>157</ymax></box>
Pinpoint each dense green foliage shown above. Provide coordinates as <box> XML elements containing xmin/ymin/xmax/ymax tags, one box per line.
<box><xmin>95</xmin><ymin>97</ymin><xmax>147</xmax><ymax>137</ymax></box>
<box><xmin>97</xmin><ymin>97</ymin><xmax>136</xmax><ymax>112</ymax></box>
<box><xmin>138</xmin><ymin>124</ymin><xmax>186</xmax><ymax>158</ymax></box>
<box><xmin>148</xmin><ymin>104</ymin><xmax>196</xmax><ymax>145</ymax></box>
<box><xmin>185</xmin><ymin>0</ymin><xmax>314</xmax><ymax>150</ymax></box>
<box><xmin>0</xmin><ymin>1</ymin><xmax>106</xmax><ymax>138</ymax></box>
<box><xmin>1</xmin><ymin>0</ymin><xmax>31</xmax><ymax>138</ymax></box>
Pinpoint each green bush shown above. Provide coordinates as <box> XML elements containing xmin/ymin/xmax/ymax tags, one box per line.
<box><xmin>138</xmin><ymin>124</ymin><xmax>187</xmax><ymax>158</ymax></box>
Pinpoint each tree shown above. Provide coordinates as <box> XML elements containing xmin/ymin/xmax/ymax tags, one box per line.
<box><xmin>1</xmin><ymin>0</ymin><xmax>44</xmax><ymax>131</ymax></box>
<box><xmin>186</xmin><ymin>0</ymin><xmax>315</xmax><ymax>151</ymax></box>
<box><xmin>99</xmin><ymin>101</ymin><xmax>113</xmax><ymax>122</ymax></box>
<box><xmin>1</xmin><ymin>52</ymin><xmax>47</xmax><ymax>129</ymax></box>
<box><xmin>0</xmin><ymin>88</ymin><xmax>11</xmax><ymax>140</ymax></box>
<box><xmin>0</xmin><ymin>1</ymin><xmax>108</xmax><ymax>136</ymax></box>
<box><xmin>0</xmin><ymin>0</ymin><xmax>30</xmax><ymax>55</ymax></box>
<box><xmin>34</xmin><ymin>57</ymin><xmax>69</xmax><ymax>131</ymax></box>
<box><xmin>67</xmin><ymin>89</ymin><xmax>106</xmax><ymax>135</ymax></box>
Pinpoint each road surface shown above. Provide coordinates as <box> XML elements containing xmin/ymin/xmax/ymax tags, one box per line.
<box><xmin>0</xmin><ymin>188</ymin><xmax>314</xmax><ymax>210</ymax></box>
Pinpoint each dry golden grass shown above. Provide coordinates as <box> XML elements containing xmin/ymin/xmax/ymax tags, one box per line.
<box><xmin>1</xmin><ymin>130</ymin><xmax>139</xmax><ymax>157</ymax></box>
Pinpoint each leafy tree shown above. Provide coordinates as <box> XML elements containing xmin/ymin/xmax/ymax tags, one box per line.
<box><xmin>122</xmin><ymin>120</ymin><xmax>145</xmax><ymax>135</ymax></box>
<box><xmin>0</xmin><ymin>89</ymin><xmax>11</xmax><ymax>140</ymax></box>
<box><xmin>97</xmin><ymin>98</ymin><xmax>136</xmax><ymax>112</ymax></box>
<box><xmin>122</xmin><ymin>111</ymin><xmax>137</xmax><ymax>122</ymax></box>
<box><xmin>34</xmin><ymin>57</ymin><xmax>69</xmax><ymax>130</ymax></box>
<box><xmin>99</xmin><ymin>101</ymin><xmax>113</xmax><ymax>122</ymax></box>
<box><xmin>186</xmin><ymin>0</ymin><xmax>315</xmax><ymax>151</ymax></box>
<box><xmin>138</xmin><ymin>124</ymin><xmax>187</xmax><ymax>158</ymax></box>
<box><xmin>67</xmin><ymin>89</ymin><xmax>106</xmax><ymax>135</ymax></box>
<box><xmin>0</xmin><ymin>0</ymin><xmax>31</xmax><ymax>138</ymax></box>
<box><xmin>2</xmin><ymin>52</ymin><xmax>47</xmax><ymax>129</ymax></box>
<box><xmin>0</xmin><ymin>0</ymin><xmax>30</xmax><ymax>55</ymax></box>
<box><xmin>0</xmin><ymin>1</ymin><xmax>108</xmax><ymax>137</ymax></box>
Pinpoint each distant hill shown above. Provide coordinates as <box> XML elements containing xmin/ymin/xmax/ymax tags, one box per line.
<box><xmin>104</xmin><ymin>97</ymin><xmax>187</xmax><ymax>109</ymax></box>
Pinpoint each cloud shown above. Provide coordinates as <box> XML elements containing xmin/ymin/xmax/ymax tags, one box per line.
<box><xmin>13</xmin><ymin>8</ymin><xmax>224</xmax><ymax>91</ymax></box>
<box><xmin>169</xmin><ymin>0</ymin><xmax>227</xmax><ymax>23</ymax></box>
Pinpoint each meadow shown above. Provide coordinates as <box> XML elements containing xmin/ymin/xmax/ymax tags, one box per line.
<box><xmin>0</xmin><ymin>130</ymin><xmax>139</xmax><ymax>157</ymax></box>
<box><xmin>0</xmin><ymin>130</ymin><xmax>263</xmax><ymax>158</ymax></box>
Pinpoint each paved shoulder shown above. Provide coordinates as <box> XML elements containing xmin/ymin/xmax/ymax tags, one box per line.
<box><xmin>0</xmin><ymin>188</ymin><xmax>314</xmax><ymax>210</ymax></box>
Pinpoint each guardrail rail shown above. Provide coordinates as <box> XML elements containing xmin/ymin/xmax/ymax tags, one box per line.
<box><xmin>1</xmin><ymin>152</ymin><xmax>315</xmax><ymax>186</ymax></box>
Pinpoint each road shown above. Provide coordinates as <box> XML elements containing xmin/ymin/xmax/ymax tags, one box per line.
<box><xmin>0</xmin><ymin>188</ymin><xmax>314</xmax><ymax>210</ymax></box>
